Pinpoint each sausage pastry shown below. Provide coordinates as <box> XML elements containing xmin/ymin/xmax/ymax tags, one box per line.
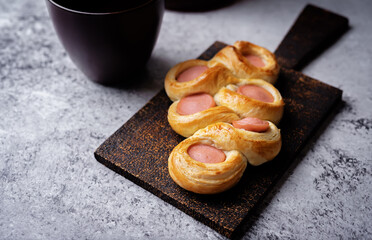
<box><xmin>209</xmin><ymin>41</ymin><xmax>280</xmax><ymax>84</ymax></box>
<box><xmin>167</xmin><ymin>77</ymin><xmax>284</xmax><ymax>137</ymax></box>
<box><xmin>164</xmin><ymin>41</ymin><xmax>283</xmax><ymax>194</ymax></box>
<box><xmin>164</xmin><ymin>41</ymin><xmax>279</xmax><ymax>102</ymax></box>
<box><xmin>164</xmin><ymin>59</ymin><xmax>233</xmax><ymax>102</ymax></box>
<box><xmin>168</xmin><ymin>121</ymin><xmax>281</xmax><ymax>194</ymax></box>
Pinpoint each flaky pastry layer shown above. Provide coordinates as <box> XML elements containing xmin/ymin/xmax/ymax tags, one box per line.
<box><xmin>164</xmin><ymin>59</ymin><xmax>234</xmax><ymax>101</ymax></box>
<box><xmin>168</xmin><ymin>122</ymin><xmax>281</xmax><ymax>194</ymax></box>
<box><xmin>214</xmin><ymin>78</ymin><xmax>284</xmax><ymax>125</ymax></box>
<box><xmin>168</xmin><ymin>77</ymin><xmax>284</xmax><ymax>137</ymax></box>
<box><xmin>165</xmin><ymin>41</ymin><xmax>279</xmax><ymax>102</ymax></box>
<box><xmin>209</xmin><ymin>41</ymin><xmax>279</xmax><ymax>84</ymax></box>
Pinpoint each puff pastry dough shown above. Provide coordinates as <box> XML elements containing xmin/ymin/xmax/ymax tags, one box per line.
<box><xmin>214</xmin><ymin>78</ymin><xmax>284</xmax><ymax>125</ymax></box>
<box><xmin>209</xmin><ymin>41</ymin><xmax>280</xmax><ymax>84</ymax></box>
<box><xmin>164</xmin><ymin>59</ymin><xmax>234</xmax><ymax>101</ymax></box>
<box><xmin>168</xmin><ymin>77</ymin><xmax>284</xmax><ymax>137</ymax></box>
<box><xmin>165</xmin><ymin>41</ymin><xmax>279</xmax><ymax>101</ymax></box>
<box><xmin>168</xmin><ymin>122</ymin><xmax>282</xmax><ymax>194</ymax></box>
<box><xmin>165</xmin><ymin>40</ymin><xmax>284</xmax><ymax>194</ymax></box>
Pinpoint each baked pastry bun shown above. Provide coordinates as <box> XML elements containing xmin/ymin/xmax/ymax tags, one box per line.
<box><xmin>165</xmin><ymin>41</ymin><xmax>279</xmax><ymax>101</ymax></box>
<box><xmin>214</xmin><ymin>78</ymin><xmax>284</xmax><ymax>125</ymax></box>
<box><xmin>168</xmin><ymin>121</ymin><xmax>281</xmax><ymax>194</ymax></box>
<box><xmin>167</xmin><ymin>78</ymin><xmax>284</xmax><ymax>137</ymax></box>
<box><xmin>209</xmin><ymin>41</ymin><xmax>279</xmax><ymax>84</ymax></box>
<box><xmin>164</xmin><ymin>59</ymin><xmax>234</xmax><ymax>101</ymax></box>
<box><xmin>168</xmin><ymin>99</ymin><xmax>240</xmax><ymax>137</ymax></box>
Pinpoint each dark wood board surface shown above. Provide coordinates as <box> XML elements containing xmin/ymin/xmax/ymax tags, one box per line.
<box><xmin>95</xmin><ymin>5</ymin><xmax>348</xmax><ymax>239</ymax></box>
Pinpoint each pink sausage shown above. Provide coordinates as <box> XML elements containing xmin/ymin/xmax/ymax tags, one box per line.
<box><xmin>177</xmin><ymin>65</ymin><xmax>209</xmax><ymax>82</ymax></box>
<box><xmin>232</xmin><ymin>117</ymin><xmax>270</xmax><ymax>132</ymax></box>
<box><xmin>188</xmin><ymin>144</ymin><xmax>226</xmax><ymax>163</ymax></box>
<box><xmin>244</xmin><ymin>54</ymin><xmax>265</xmax><ymax>68</ymax></box>
<box><xmin>237</xmin><ymin>85</ymin><xmax>274</xmax><ymax>103</ymax></box>
<box><xmin>176</xmin><ymin>93</ymin><xmax>216</xmax><ymax>115</ymax></box>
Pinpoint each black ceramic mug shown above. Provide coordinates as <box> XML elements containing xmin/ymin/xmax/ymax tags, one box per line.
<box><xmin>46</xmin><ymin>0</ymin><xmax>164</xmax><ymax>85</ymax></box>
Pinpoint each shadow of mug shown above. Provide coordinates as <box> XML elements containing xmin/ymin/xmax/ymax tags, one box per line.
<box><xmin>46</xmin><ymin>0</ymin><xmax>164</xmax><ymax>85</ymax></box>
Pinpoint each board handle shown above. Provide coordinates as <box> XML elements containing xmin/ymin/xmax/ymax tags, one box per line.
<box><xmin>274</xmin><ymin>4</ymin><xmax>349</xmax><ymax>70</ymax></box>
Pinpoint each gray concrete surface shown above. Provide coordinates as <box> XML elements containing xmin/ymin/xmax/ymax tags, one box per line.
<box><xmin>1</xmin><ymin>0</ymin><xmax>371</xmax><ymax>239</ymax></box>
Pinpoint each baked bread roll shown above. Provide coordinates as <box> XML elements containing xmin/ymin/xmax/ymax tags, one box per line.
<box><xmin>209</xmin><ymin>41</ymin><xmax>280</xmax><ymax>84</ymax></box>
<box><xmin>168</xmin><ymin>78</ymin><xmax>284</xmax><ymax>137</ymax></box>
<box><xmin>168</xmin><ymin>121</ymin><xmax>282</xmax><ymax>194</ymax></box>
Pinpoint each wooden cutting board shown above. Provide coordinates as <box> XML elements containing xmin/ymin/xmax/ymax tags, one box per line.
<box><xmin>95</xmin><ymin>4</ymin><xmax>348</xmax><ymax>239</ymax></box>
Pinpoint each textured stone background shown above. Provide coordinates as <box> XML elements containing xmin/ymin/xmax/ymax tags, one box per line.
<box><xmin>0</xmin><ymin>0</ymin><xmax>371</xmax><ymax>239</ymax></box>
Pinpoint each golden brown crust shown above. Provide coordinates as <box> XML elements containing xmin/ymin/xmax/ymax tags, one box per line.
<box><xmin>168</xmin><ymin>102</ymin><xmax>240</xmax><ymax>137</ymax></box>
<box><xmin>166</xmin><ymin>41</ymin><xmax>284</xmax><ymax>194</ymax></box>
<box><xmin>168</xmin><ymin>77</ymin><xmax>284</xmax><ymax>136</ymax></box>
<box><xmin>209</xmin><ymin>41</ymin><xmax>279</xmax><ymax>84</ymax></box>
<box><xmin>214</xmin><ymin>79</ymin><xmax>284</xmax><ymax>125</ymax></box>
<box><xmin>164</xmin><ymin>59</ymin><xmax>235</xmax><ymax>101</ymax></box>
<box><xmin>165</xmin><ymin>41</ymin><xmax>279</xmax><ymax>102</ymax></box>
<box><xmin>168</xmin><ymin>122</ymin><xmax>281</xmax><ymax>194</ymax></box>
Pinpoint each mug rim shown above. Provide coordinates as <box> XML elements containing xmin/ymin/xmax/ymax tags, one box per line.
<box><xmin>46</xmin><ymin>0</ymin><xmax>157</xmax><ymax>15</ymax></box>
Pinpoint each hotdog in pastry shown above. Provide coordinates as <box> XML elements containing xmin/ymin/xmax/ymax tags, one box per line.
<box><xmin>209</xmin><ymin>41</ymin><xmax>280</xmax><ymax>84</ymax></box>
<box><xmin>167</xmin><ymin>77</ymin><xmax>284</xmax><ymax>137</ymax></box>
<box><xmin>168</xmin><ymin>120</ymin><xmax>281</xmax><ymax>194</ymax></box>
